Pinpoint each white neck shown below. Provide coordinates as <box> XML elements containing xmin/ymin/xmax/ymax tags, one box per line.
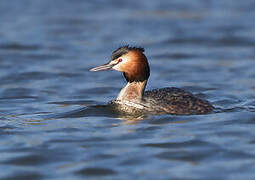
<box><xmin>116</xmin><ymin>80</ymin><xmax>147</xmax><ymax>102</ymax></box>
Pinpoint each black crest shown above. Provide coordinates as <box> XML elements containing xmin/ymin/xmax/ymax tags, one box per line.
<box><xmin>111</xmin><ymin>45</ymin><xmax>145</xmax><ymax>61</ymax></box>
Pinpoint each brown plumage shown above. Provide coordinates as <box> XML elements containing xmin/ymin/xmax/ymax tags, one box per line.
<box><xmin>122</xmin><ymin>50</ymin><xmax>150</xmax><ymax>83</ymax></box>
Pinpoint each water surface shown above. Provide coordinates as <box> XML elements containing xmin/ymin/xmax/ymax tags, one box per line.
<box><xmin>1</xmin><ymin>0</ymin><xmax>255</xmax><ymax>179</ymax></box>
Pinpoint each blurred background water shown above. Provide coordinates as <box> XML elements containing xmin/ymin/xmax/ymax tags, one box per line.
<box><xmin>1</xmin><ymin>0</ymin><xmax>255</xmax><ymax>179</ymax></box>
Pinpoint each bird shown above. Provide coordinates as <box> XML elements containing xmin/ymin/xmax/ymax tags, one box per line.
<box><xmin>90</xmin><ymin>45</ymin><xmax>213</xmax><ymax>115</ymax></box>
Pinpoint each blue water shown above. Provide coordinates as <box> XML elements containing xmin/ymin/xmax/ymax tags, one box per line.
<box><xmin>1</xmin><ymin>0</ymin><xmax>255</xmax><ymax>179</ymax></box>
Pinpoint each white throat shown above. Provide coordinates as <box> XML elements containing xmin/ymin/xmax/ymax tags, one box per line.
<box><xmin>116</xmin><ymin>80</ymin><xmax>147</xmax><ymax>102</ymax></box>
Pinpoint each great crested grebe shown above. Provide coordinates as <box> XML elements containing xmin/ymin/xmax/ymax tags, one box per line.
<box><xmin>90</xmin><ymin>46</ymin><xmax>213</xmax><ymax>115</ymax></box>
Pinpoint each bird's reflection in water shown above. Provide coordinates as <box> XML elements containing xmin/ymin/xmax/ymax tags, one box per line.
<box><xmin>43</xmin><ymin>103</ymin><xmax>152</xmax><ymax>125</ymax></box>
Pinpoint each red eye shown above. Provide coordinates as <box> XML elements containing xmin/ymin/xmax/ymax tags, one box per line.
<box><xmin>118</xmin><ymin>58</ymin><xmax>122</xmax><ymax>62</ymax></box>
